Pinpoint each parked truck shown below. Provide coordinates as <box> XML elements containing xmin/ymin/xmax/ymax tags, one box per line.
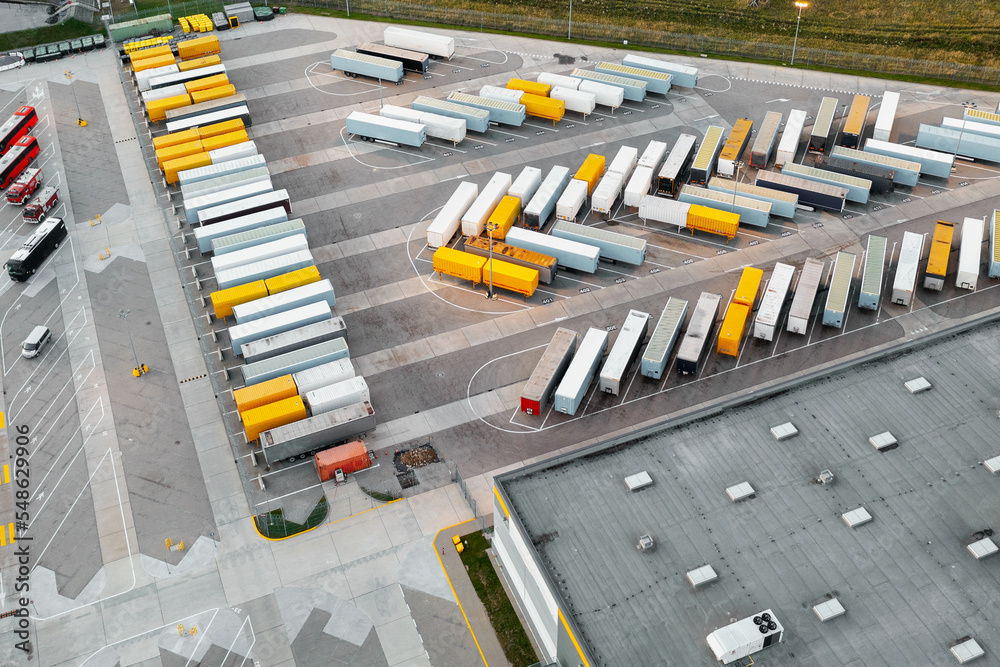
<box><xmin>345</xmin><ymin>111</ymin><xmax>426</xmax><ymax>147</ymax></box>
<box><xmin>22</xmin><ymin>186</ymin><xmax>59</xmax><ymax>223</ymax></box>
<box><xmin>261</xmin><ymin>401</ymin><xmax>376</xmax><ymax>464</ymax></box>
<box><xmin>5</xmin><ymin>167</ymin><xmax>41</xmax><ymax>204</ymax></box>
<box><xmin>329</xmin><ymin>49</ymin><xmax>404</xmax><ymax>84</ymax></box>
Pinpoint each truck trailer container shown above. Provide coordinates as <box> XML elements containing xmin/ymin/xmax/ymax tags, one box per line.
<box><xmin>356</xmin><ymin>42</ymin><xmax>429</xmax><ymax>73</ymax></box>
<box><xmin>873</xmin><ymin>91</ymin><xmax>900</xmax><ymax>142</ymax></box>
<box><xmin>637</xmin><ymin>140</ymin><xmax>668</xmax><ymax>171</ymax></box>
<box><xmin>570</xmin><ymin>69</ymin><xmax>646</xmax><ymax>102</ymax></box>
<box><xmin>775</xmin><ymin>109</ymin><xmax>808</xmax><ymax>166</ymax></box>
<box><xmin>518</xmin><ymin>93</ymin><xmax>565</xmax><ymax>123</ymax></box>
<box><xmin>840</xmin><ymin>95</ymin><xmax>871</xmax><ymax>149</ymax></box>
<box><xmin>330</xmin><ymin>49</ymin><xmax>404</xmax><ymax>83</ymax></box>
<box><xmin>992</xmin><ymin>211</ymin><xmax>1000</xmax><ymax>279</ymax></box>
<box><xmin>305</xmin><ymin>377</ymin><xmax>370</xmax><ymax>417</ymax></box>
<box><xmin>261</xmin><ymin>401</ymin><xmax>375</xmax><ymax>465</ymax></box>
<box><xmin>505</xmin><ymin>227</ymin><xmax>600</xmax><ymax>273</ymax></box>
<box><xmin>537</xmin><ymin>72</ymin><xmax>579</xmax><ymax>90</ymax></box>
<box><xmin>242</xmin><ymin>317</ymin><xmax>347</xmax><ymax>364</ymax></box>
<box><xmin>232</xmin><ymin>280</ymin><xmax>336</xmax><ymax>324</ymax></box>
<box><xmin>676</xmin><ymin>292</ymin><xmax>721</xmax><ymax>375</ymax></box>
<box><xmin>553</xmin><ymin>219</ymin><xmax>646</xmax><ymax>265</ymax></box>
<box><xmin>346</xmin><ymin>111</ymin><xmax>426</xmax><ymax>147</ymax></box>
<box><xmin>234</xmin><ymin>374</ymin><xmax>297</xmax><ymax>414</ymax></box>
<box><xmin>750</xmin><ymin>111</ymin><xmax>782</xmax><ymax>169</ymax></box>
<box><xmin>780</xmin><ymin>162</ymin><xmax>872</xmax><ymax>204</ymax></box>
<box><xmin>146</xmin><ymin>95</ymin><xmax>191</xmax><ymax>123</ymax></box>
<box><xmin>521</xmin><ymin>327</ymin><xmax>578</xmax><ymax>415</ymax></box>
<box><xmin>164</xmin><ymin>94</ymin><xmax>248</xmax><ymax>125</ymax></box>
<box><xmin>638</xmin><ymin>196</ymin><xmax>690</xmax><ymax>227</ymax></box>
<box><xmin>292</xmin><ymin>357</ymin><xmax>355</xmax><ymax>396</ymax></box>
<box><xmin>485</xmin><ymin>196</ymin><xmax>520</xmax><ymax>240</ymax></box>
<box><xmin>685</xmin><ymin>205</ymin><xmax>740</xmax><ymax>240</ymax></box>
<box><xmin>136</xmin><ymin>64</ymin><xmax>180</xmax><ymax>92</ymax></box>
<box><xmin>315</xmin><ymin>440</ymin><xmax>371</xmax><ymax>480</ymax></box>
<box><xmin>555</xmin><ymin>179</ymin><xmax>589</xmax><ymax>221</ymax></box>
<box><xmin>657</xmin><ymin>133</ymin><xmax>697</xmax><ymax>197</ymax></box>
<box><xmin>197</xmin><ymin>190</ymin><xmax>291</xmax><ymax>226</ymax></box>
<box><xmin>379</xmin><ymin>105</ymin><xmax>465</xmax><ymax>145</ymax></box>
<box><xmin>177</xmin><ymin>35</ymin><xmax>221</xmax><ymax>59</ymax></box>
<box><xmin>822</xmin><ymin>251</ymin><xmax>856</xmax><ymax>328</ymax></box>
<box><xmin>181</xmin><ymin>167</ymin><xmax>271</xmax><ymax>202</ymax></box>
<box><xmin>755</xmin><ymin>171</ymin><xmax>848</xmax><ymax>212</ymax></box>
<box><xmin>241</xmin><ymin>338</ymin><xmax>350</xmax><ymax>387</ymax></box>
<box><xmin>595</xmin><ymin>62</ymin><xmax>671</xmax><ymax>94</ymax></box>
<box><xmin>143</xmin><ymin>84</ymin><xmax>189</xmax><ymax>104</ymax></box>
<box><xmin>550</xmin><ymin>87</ymin><xmax>596</xmax><ymax>116</ymax></box>
<box><xmin>148</xmin><ymin>64</ymin><xmax>226</xmax><ymax>91</ymax></box>
<box><xmin>813</xmin><ymin>155</ymin><xmax>895</xmax><ymax>195</ymax></box>
<box><xmin>830</xmin><ymin>145</ymin><xmax>919</xmax><ymax>187</ymax></box>
<box><xmin>859</xmin><ymin>235</ymin><xmax>886</xmax><ymax>310</ymax></box>
<box><xmin>707</xmin><ymin>178</ymin><xmax>798</xmax><ymax>218</ymax></box>
<box><xmin>553</xmin><ymin>328</ymin><xmax>608</xmax><ymax>415</ymax></box>
<box><xmin>184</xmin><ymin>180</ymin><xmax>274</xmax><ymax>221</ymax></box>
<box><xmin>787</xmin><ymin>258</ymin><xmax>824</xmax><ymax>334</ymax></box>
<box><xmin>891</xmin><ymin>231</ymin><xmax>923</xmax><ymax>306</ymax></box>
<box><xmin>941</xmin><ymin>116</ymin><xmax>1000</xmax><ymax>140</ymax></box>
<box><xmin>717</xmin><ymin>302</ymin><xmax>750</xmax><ymax>357</ymax></box>
<box><xmin>641</xmin><ymin>297</ymin><xmax>688</xmax><ymax>379</ymax></box>
<box><xmin>215</xmin><ymin>249</ymin><xmax>314</xmax><ymax>290</ymax></box>
<box><xmin>411</xmin><ymin>96</ymin><xmax>491</xmax><ymax>133</ymax></box>
<box><xmin>265</xmin><ymin>266</ymin><xmax>322</xmax><ymax>296</ymax></box>
<box><xmin>717</xmin><ymin>118</ymin><xmax>754</xmax><ymax>178</ymax></box>
<box><xmin>461</xmin><ymin>172</ymin><xmax>511</xmax><ymax>236</ymax></box>
<box><xmin>463</xmin><ymin>236</ymin><xmax>558</xmax><ymax>284</ymax></box>
<box><xmin>916</xmin><ymin>124</ymin><xmax>1000</xmax><ymax>163</ymax></box>
<box><xmin>678</xmin><ymin>185</ymin><xmax>771</xmax><ymax>228</ymax></box>
<box><xmin>177</xmin><ymin>55</ymin><xmax>224</xmax><ymax>72</ymax></box>
<box><xmin>426</xmin><ymin>180</ymin><xmax>478</xmax><ymax>247</ymax></box>
<box><xmin>863</xmin><ymin>138</ymin><xmax>955</xmax><ymax>178</ymax></box>
<box><xmin>433</xmin><ymin>247</ymin><xmax>487</xmax><ymax>286</ymax></box>
<box><xmin>590</xmin><ymin>170</ymin><xmax>624</xmax><ymax>218</ymax></box>
<box><xmin>383</xmin><ymin>26</ymin><xmax>455</xmax><ymax>58</ymax></box>
<box><xmin>524</xmin><ymin>165</ymin><xmax>571</xmax><ymax>229</ymax></box>
<box><xmin>230</xmin><ymin>301</ymin><xmax>332</xmax><ymax>356</ymax></box>
<box><xmin>194</xmin><ymin>206</ymin><xmax>288</xmax><ymax>253</ymax></box>
<box><xmin>624</xmin><ymin>166</ymin><xmax>655</xmax><ymax>208</ymax></box>
<box><xmin>621</xmin><ymin>54</ymin><xmax>698</xmax><ymax>88</ymax></box>
<box><xmin>576</xmin><ymin>79</ymin><xmax>624</xmax><ymax>109</ymax></box>
<box><xmin>924</xmin><ymin>219</ymin><xmax>955</xmax><ymax>290</ymax></box>
<box><xmin>809</xmin><ymin>96</ymin><xmax>840</xmax><ymax>153</ymax></box>
<box><xmin>483</xmin><ymin>258</ymin><xmax>539</xmax><ymax>297</ymax></box>
<box><xmin>446</xmin><ymin>92</ymin><xmax>526</xmax><ymax>126</ymax></box>
<box><xmin>242</xmin><ymin>396</ymin><xmax>307</xmax><ymax>442</ymax></box>
<box><xmin>507</xmin><ymin>78</ymin><xmax>550</xmax><ymax>96</ymax></box>
<box><xmin>753</xmin><ymin>262</ymin><xmax>795</xmax><ymax>341</ymax></box>
<box><xmin>212</xmin><ymin>281</ymin><xmax>268</xmax><ymax>320</ymax></box>
<box><xmin>957</xmin><ymin>217</ymin><xmax>984</xmax><ymax>290</ymax></box>
<box><xmin>508</xmin><ymin>166</ymin><xmax>542</xmax><ymax>208</ymax></box>
<box><xmin>599</xmin><ymin>309</ymin><xmax>650</xmax><ymax>395</ymax></box>
<box><xmin>480</xmin><ymin>85</ymin><xmax>523</xmax><ymax>105</ymax></box>
<box><xmin>575</xmin><ymin>154</ymin><xmax>606</xmax><ymax>195</ymax></box>
<box><xmin>165</xmin><ymin>105</ymin><xmax>252</xmax><ymax>133</ymax></box>
<box><xmin>690</xmin><ymin>126</ymin><xmax>725</xmax><ymax>185</ymax></box>
<box><xmin>608</xmin><ymin>145</ymin><xmax>639</xmax><ymax>181</ymax></box>
<box><xmin>734</xmin><ymin>266</ymin><xmax>764</xmax><ymax>308</ymax></box>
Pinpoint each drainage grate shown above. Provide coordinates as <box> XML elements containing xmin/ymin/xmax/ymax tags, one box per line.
<box><xmin>396</xmin><ymin>470</ymin><xmax>419</xmax><ymax>489</ymax></box>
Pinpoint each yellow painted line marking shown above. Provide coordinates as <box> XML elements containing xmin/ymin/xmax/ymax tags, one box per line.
<box><xmin>0</xmin><ymin>525</ymin><xmax>6</xmax><ymax>547</ymax></box>
<box><xmin>493</xmin><ymin>486</ymin><xmax>510</xmax><ymax>519</ymax></box>
<box><xmin>435</xmin><ymin>519</ymin><xmax>489</xmax><ymax>666</ymax></box>
<box><xmin>560</xmin><ymin>608</ymin><xmax>591</xmax><ymax>667</ymax></box>
<box><xmin>2</xmin><ymin>465</ymin><xmax>8</xmax><ymax>485</ymax></box>
<box><xmin>8</xmin><ymin>523</ymin><xmax>14</xmax><ymax>544</ymax></box>
<box><xmin>0</xmin><ymin>412</ymin><xmax>4</xmax><ymax>429</ymax></box>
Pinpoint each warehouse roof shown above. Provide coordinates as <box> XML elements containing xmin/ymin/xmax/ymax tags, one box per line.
<box><xmin>498</xmin><ymin>319</ymin><xmax>1000</xmax><ymax>666</ymax></box>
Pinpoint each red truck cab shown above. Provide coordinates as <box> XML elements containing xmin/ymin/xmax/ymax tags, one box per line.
<box><xmin>23</xmin><ymin>186</ymin><xmax>59</xmax><ymax>223</ymax></box>
<box><xmin>5</xmin><ymin>167</ymin><xmax>41</xmax><ymax>205</ymax></box>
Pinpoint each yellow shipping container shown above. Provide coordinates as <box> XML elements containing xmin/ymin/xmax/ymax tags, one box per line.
<box><xmin>211</xmin><ymin>280</ymin><xmax>268</xmax><ymax>319</ymax></box>
<box><xmin>686</xmin><ymin>204</ymin><xmax>739</xmax><ymax>240</ymax></box>
<box><xmin>717</xmin><ymin>303</ymin><xmax>750</xmax><ymax>356</ymax></box>
<box><xmin>197</xmin><ymin>118</ymin><xmax>244</xmax><ymax>139</ymax></box>
<box><xmin>163</xmin><ymin>152</ymin><xmax>211</xmax><ymax>184</ymax></box>
<box><xmin>927</xmin><ymin>220</ymin><xmax>955</xmax><ymax>279</ymax></box>
<box><xmin>483</xmin><ymin>258</ymin><xmax>539</xmax><ymax>297</ymax></box>
<box><xmin>177</xmin><ymin>54</ymin><xmax>221</xmax><ymax>71</ymax></box>
<box><xmin>152</xmin><ymin>128</ymin><xmax>200</xmax><ymax>151</ymax></box>
<box><xmin>487</xmin><ymin>196</ymin><xmax>520</xmax><ymax>240</ymax></box>
<box><xmin>234</xmin><ymin>374</ymin><xmax>298</xmax><ymax>414</ymax></box>
<box><xmin>264</xmin><ymin>266</ymin><xmax>321</xmax><ymax>295</ymax></box>
<box><xmin>132</xmin><ymin>53</ymin><xmax>177</xmax><ymax>73</ymax></box>
<box><xmin>507</xmin><ymin>79</ymin><xmax>551</xmax><ymax>97</ymax></box>
<box><xmin>147</xmin><ymin>94</ymin><xmax>191</xmax><ymax>122</ymax></box>
<box><xmin>733</xmin><ymin>266</ymin><xmax>764</xmax><ymax>309</ymax></box>
<box><xmin>184</xmin><ymin>73</ymin><xmax>229</xmax><ymax>93</ymax></box>
<box><xmin>433</xmin><ymin>247</ymin><xmax>487</xmax><ymax>285</ymax></box>
<box><xmin>521</xmin><ymin>93</ymin><xmax>565</xmax><ymax>123</ymax></box>
<box><xmin>575</xmin><ymin>154</ymin><xmax>606</xmax><ymax>196</ymax></box>
<box><xmin>243</xmin><ymin>396</ymin><xmax>307</xmax><ymax>442</ymax></box>
<box><xmin>191</xmin><ymin>84</ymin><xmax>237</xmax><ymax>105</ymax></box>
<box><xmin>156</xmin><ymin>139</ymin><xmax>204</xmax><ymax>168</ymax></box>
<box><xmin>178</xmin><ymin>35</ymin><xmax>221</xmax><ymax>59</ymax></box>
<box><xmin>130</xmin><ymin>44</ymin><xmax>173</xmax><ymax>64</ymax></box>
<box><xmin>200</xmin><ymin>128</ymin><xmax>248</xmax><ymax>153</ymax></box>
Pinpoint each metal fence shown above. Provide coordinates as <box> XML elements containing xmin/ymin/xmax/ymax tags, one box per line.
<box><xmin>452</xmin><ymin>463</ymin><xmax>480</xmax><ymax>518</ymax></box>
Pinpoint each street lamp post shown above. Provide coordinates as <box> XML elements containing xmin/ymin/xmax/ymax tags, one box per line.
<box><xmin>568</xmin><ymin>0</ymin><xmax>573</xmax><ymax>40</ymax></box>
<box><xmin>954</xmin><ymin>102</ymin><xmax>974</xmax><ymax>163</ymax></box>
<box><xmin>731</xmin><ymin>160</ymin><xmax>743</xmax><ymax>213</ymax></box>
<box><xmin>790</xmin><ymin>1</ymin><xmax>809</xmax><ymax>66</ymax></box>
<box><xmin>63</xmin><ymin>70</ymin><xmax>87</xmax><ymax>127</ymax></box>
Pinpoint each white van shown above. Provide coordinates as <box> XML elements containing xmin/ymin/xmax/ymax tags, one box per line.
<box><xmin>21</xmin><ymin>325</ymin><xmax>51</xmax><ymax>359</ymax></box>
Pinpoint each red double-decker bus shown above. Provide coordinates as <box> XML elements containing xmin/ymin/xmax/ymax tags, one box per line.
<box><xmin>0</xmin><ymin>106</ymin><xmax>38</xmax><ymax>157</ymax></box>
<box><xmin>0</xmin><ymin>136</ymin><xmax>40</xmax><ymax>189</ymax></box>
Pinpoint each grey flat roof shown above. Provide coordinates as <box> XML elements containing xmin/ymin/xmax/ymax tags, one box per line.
<box><xmin>499</xmin><ymin>319</ymin><xmax>1000</xmax><ymax>666</ymax></box>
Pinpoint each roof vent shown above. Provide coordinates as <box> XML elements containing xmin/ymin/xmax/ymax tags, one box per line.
<box><xmin>842</xmin><ymin>507</ymin><xmax>873</xmax><ymax>528</ymax></box>
<box><xmin>950</xmin><ymin>637</ymin><xmax>984</xmax><ymax>663</ymax></box>
<box><xmin>625</xmin><ymin>471</ymin><xmax>653</xmax><ymax>492</ymax></box>
<box><xmin>984</xmin><ymin>456</ymin><xmax>1000</xmax><ymax>474</ymax></box>
<box><xmin>869</xmin><ymin>431</ymin><xmax>898</xmax><ymax>451</ymax></box>
<box><xmin>770</xmin><ymin>422</ymin><xmax>798</xmax><ymax>441</ymax></box>
<box><xmin>637</xmin><ymin>534</ymin><xmax>655</xmax><ymax>552</ymax></box>
<box><xmin>905</xmin><ymin>377</ymin><xmax>931</xmax><ymax>394</ymax></box>
<box><xmin>813</xmin><ymin>598</ymin><xmax>846</xmax><ymax>622</ymax></box>
<box><xmin>726</xmin><ymin>481</ymin><xmax>755</xmax><ymax>502</ymax></box>
<box><xmin>687</xmin><ymin>564</ymin><xmax>718</xmax><ymax>587</ymax></box>
<box><xmin>967</xmin><ymin>537</ymin><xmax>998</xmax><ymax>560</ymax></box>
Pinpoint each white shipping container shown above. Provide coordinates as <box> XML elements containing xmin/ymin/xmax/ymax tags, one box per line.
<box><xmin>786</xmin><ymin>257</ymin><xmax>824</xmax><ymax>334</ymax></box>
<box><xmin>229</xmin><ymin>301</ymin><xmax>332</xmax><ymax>356</ymax></box>
<box><xmin>142</xmin><ymin>84</ymin><xmax>189</xmax><ymax>103</ymax></box>
<box><xmin>891</xmin><ymin>231</ymin><xmax>923</xmax><ymax>306</ymax></box>
<box><xmin>211</xmin><ymin>235</ymin><xmax>309</xmax><ymax>275</ymax></box>
<box><xmin>537</xmin><ymin>73</ymin><xmax>580</xmax><ymax>90</ymax></box>
<box><xmin>638</xmin><ymin>195</ymin><xmax>690</xmax><ymax>227</ymax></box>
<box><xmin>292</xmin><ymin>358</ymin><xmax>356</xmax><ymax>396</ymax></box>
<box><xmin>209</xmin><ymin>141</ymin><xmax>258</xmax><ymax>164</ymax></box>
<box><xmin>193</xmin><ymin>208</ymin><xmax>289</xmax><ymax>253</ymax></box>
<box><xmin>480</xmin><ymin>85</ymin><xmax>523</xmax><ymax>105</ymax></box>
<box><xmin>775</xmin><ymin>109</ymin><xmax>808</xmax><ymax>166</ymax></box>
<box><xmin>427</xmin><ymin>181</ymin><xmax>478</xmax><ymax>247</ymax></box>
<box><xmin>753</xmin><ymin>262</ymin><xmax>795</xmax><ymax>341</ymax></box>
<box><xmin>550</xmin><ymin>87</ymin><xmax>595</xmax><ymax>115</ymax></box>
<box><xmin>556</xmin><ymin>179</ymin><xmax>589</xmax><ymax>221</ymax></box>
<box><xmin>608</xmin><ymin>145</ymin><xmax>639</xmax><ymax>180</ymax></box>
<box><xmin>136</xmin><ymin>64</ymin><xmax>180</xmax><ymax>91</ymax></box>
<box><xmin>957</xmin><ymin>216</ymin><xmax>984</xmax><ymax>290</ymax></box>
<box><xmin>215</xmin><ymin>249</ymin><xmax>313</xmax><ymax>290</ymax></box>
<box><xmin>379</xmin><ymin>105</ymin><xmax>465</xmax><ymax>144</ymax></box>
<box><xmin>524</xmin><ymin>165</ymin><xmax>571</xmax><ymax>229</ymax></box>
<box><xmin>591</xmin><ymin>171</ymin><xmax>625</xmax><ymax>216</ymax></box>
<box><xmin>637</xmin><ymin>140</ymin><xmax>668</xmax><ymax>170</ymax></box>
<box><xmin>180</xmin><ymin>167</ymin><xmax>271</xmax><ymax>201</ymax></box>
<box><xmin>383</xmin><ymin>26</ymin><xmax>455</xmax><ymax>58</ymax></box>
<box><xmin>553</xmin><ymin>327</ymin><xmax>609</xmax><ymax>415</ymax></box>
<box><xmin>305</xmin><ymin>376</ymin><xmax>370</xmax><ymax>416</ymax></box>
<box><xmin>624</xmin><ymin>166</ymin><xmax>655</xmax><ymax>208</ymax></box>
<box><xmin>873</xmin><ymin>91</ymin><xmax>900</xmax><ymax>142</ymax></box>
<box><xmin>508</xmin><ymin>167</ymin><xmax>542</xmax><ymax>208</ymax></box>
<box><xmin>178</xmin><ymin>155</ymin><xmax>267</xmax><ymax>187</ymax></box>
<box><xmin>232</xmin><ymin>280</ymin><xmax>336</xmax><ymax>324</ymax></box>
<box><xmin>461</xmin><ymin>172</ymin><xmax>512</xmax><ymax>236</ymax></box>
<box><xmin>577</xmin><ymin>79</ymin><xmax>624</xmax><ymax>108</ymax></box>
<box><xmin>598</xmin><ymin>309</ymin><xmax>650</xmax><ymax>395</ymax></box>
<box><xmin>184</xmin><ymin>180</ymin><xmax>274</xmax><ymax>220</ymax></box>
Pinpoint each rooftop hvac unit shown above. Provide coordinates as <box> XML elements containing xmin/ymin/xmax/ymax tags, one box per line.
<box><xmin>817</xmin><ymin>469</ymin><xmax>835</xmax><ymax>485</ymax></box>
<box><xmin>624</xmin><ymin>471</ymin><xmax>653</xmax><ymax>492</ymax></box>
<box><xmin>637</xmin><ymin>534</ymin><xmax>655</xmax><ymax>552</ymax></box>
